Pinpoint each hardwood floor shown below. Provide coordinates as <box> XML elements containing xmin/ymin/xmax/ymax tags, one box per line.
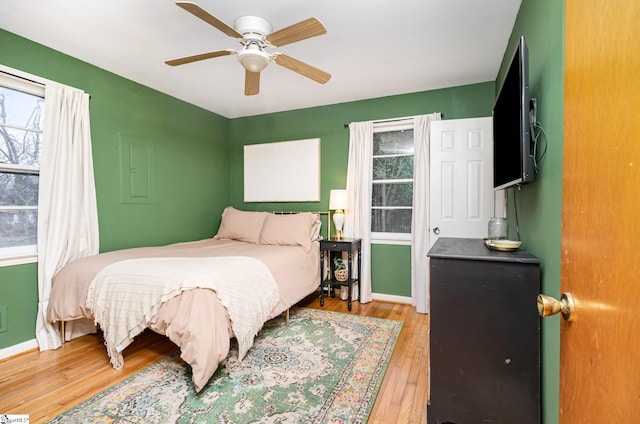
<box><xmin>0</xmin><ymin>294</ymin><xmax>429</xmax><ymax>423</ymax></box>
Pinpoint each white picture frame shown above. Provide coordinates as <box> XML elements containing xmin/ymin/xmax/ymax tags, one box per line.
<box><xmin>243</xmin><ymin>138</ymin><xmax>320</xmax><ymax>202</ymax></box>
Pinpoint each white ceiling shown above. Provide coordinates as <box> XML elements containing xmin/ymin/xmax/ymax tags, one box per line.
<box><xmin>0</xmin><ymin>0</ymin><xmax>521</xmax><ymax>119</ymax></box>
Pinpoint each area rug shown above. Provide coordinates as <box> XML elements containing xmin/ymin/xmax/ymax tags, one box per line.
<box><xmin>48</xmin><ymin>307</ymin><xmax>402</xmax><ymax>424</ymax></box>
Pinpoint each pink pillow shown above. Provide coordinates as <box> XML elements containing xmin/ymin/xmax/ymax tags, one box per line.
<box><xmin>259</xmin><ymin>213</ymin><xmax>320</xmax><ymax>252</ymax></box>
<box><xmin>213</xmin><ymin>207</ymin><xmax>269</xmax><ymax>244</ymax></box>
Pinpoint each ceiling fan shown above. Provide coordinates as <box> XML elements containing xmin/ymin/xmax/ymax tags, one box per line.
<box><xmin>165</xmin><ymin>1</ymin><xmax>331</xmax><ymax>96</ymax></box>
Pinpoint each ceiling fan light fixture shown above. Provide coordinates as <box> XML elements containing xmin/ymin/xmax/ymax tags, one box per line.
<box><xmin>237</xmin><ymin>45</ymin><xmax>271</xmax><ymax>73</ymax></box>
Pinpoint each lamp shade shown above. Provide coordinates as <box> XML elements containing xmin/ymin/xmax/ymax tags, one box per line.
<box><xmin>237</xmin><ymin>43</ymin><xmax>270</xmax><ymax>73</ymax></box>
<box><xmin>329</xmin><ymin>189</ymin><xmax>348</xmax><ymax>210</ymax></box>
<box><xmin>237</xmin><ymin>49</ymin><xmax>270</xmax><ymax>73</ymax></box>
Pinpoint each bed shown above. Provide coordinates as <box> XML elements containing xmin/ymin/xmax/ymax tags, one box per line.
<box><xmin>46</xmin><ymin>207</ymin><xmax>323</xmax><ymax>392</ymax></box>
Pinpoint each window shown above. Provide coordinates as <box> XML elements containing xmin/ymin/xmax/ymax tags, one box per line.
<box><xmin>371</xmin><ymin>120</ymin><xmax>414</xmax><ymax>243</ymax></box>
<box><xmin>0</xmin><ymin>72</ymin><xmax>45</xmax><ymax>263</ymax></box>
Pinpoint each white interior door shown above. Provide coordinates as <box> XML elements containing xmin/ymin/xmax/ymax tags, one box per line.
<box><xmin>429</xmin><ymin>117</ymin><xmax>498</xmax><ymax>248</ymax></box>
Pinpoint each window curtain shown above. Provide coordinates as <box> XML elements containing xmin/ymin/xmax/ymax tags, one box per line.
<box><xmin>344</xmin><ymin>121</ymin><xmax>374</xmax><ymax>303</ymax></box>
<box><xmin>35</xmin><ymin>84</ymin><xmax>99</xmax><ymax>351</ymax></box>
<box><xmin>412</xmin><ymin>113</ymin><xmax>441</xmax><ymax>313</ymax></box>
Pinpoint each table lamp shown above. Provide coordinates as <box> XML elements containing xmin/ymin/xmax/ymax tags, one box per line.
<box><xmin>329</xmin><ymin>189</ymin><xmax>348</xmax><ymax>240</ymax></box>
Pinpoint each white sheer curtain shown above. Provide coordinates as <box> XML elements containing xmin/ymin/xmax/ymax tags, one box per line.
<box><xmin>344</xmin><ymin>121</ymin><xmax>374</xmax><ymax>303</ymax></box>
<box><xmin>35</xmin><ymin>84</ymin><xmax>99</xmax><ymax>350</ymax></box>
<box><xmin>412</xmin><ymin>113</ymin><xmax>441</xmax><ymax>313</ymax></box>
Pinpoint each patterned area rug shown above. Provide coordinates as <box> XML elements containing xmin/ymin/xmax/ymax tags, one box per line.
<box><xmin>48</xmin><ymin>307</ymin><xmax>402</xmax><ymax>423</ymax></box>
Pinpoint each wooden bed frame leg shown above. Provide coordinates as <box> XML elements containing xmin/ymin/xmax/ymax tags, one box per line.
<box><xmin>285</xmin><ymin>309</ymin><xmax>290</xmax><ymax>325</ymax></box>
<box><xmin>60</xmin><ymin>321</ymin><xmax>65</xmax><ymax>345</ymax></box>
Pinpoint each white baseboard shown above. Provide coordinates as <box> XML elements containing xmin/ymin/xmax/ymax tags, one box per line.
<box><xmin>0</xmin><ymin>338</ymin><xmax>38</xmax><ymax>360</ymax></box>
<box><xmin>371</xmin><ymin>292</ymin><xmax>413</xmax><ymax>305</ymax></box>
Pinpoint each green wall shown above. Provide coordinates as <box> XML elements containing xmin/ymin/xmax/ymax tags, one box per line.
<box><xmin>497</xmin><ymin>1</ymin><xmax>565</xmax><ymax>423</ymax></box>
<box><xmin>0</xmin><ymin>29</ymin><xmax>230</xmax><ymax>349</ymax></box>
<box><xmin>228</xmin><ymin>82</ymin><xmax>495</xmax><ymax>296</ymax></box>
<box><xmin>0</xmin><ymin>264</ymin><xmax>38</xmax><ymax>347</ymax></box>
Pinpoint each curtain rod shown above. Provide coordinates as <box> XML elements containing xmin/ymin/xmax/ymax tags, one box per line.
<box><xmin>343</xmin><ymin>113</ymin><xmax>443</xmax><ymax>128</ymax></box>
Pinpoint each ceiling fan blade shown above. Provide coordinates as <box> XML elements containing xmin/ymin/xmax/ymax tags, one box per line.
<box><xmin>265</xmin><ymin>17</ymin><xmax>327</xmax><ymax>47</ymax></box>
<box><xmin>165</xmin><ymin>50</ymin><xmax>233</xmax><ymax>66</ymax></box>
<box><xmin>176</xmin><ymin>2</ymin><xmax>242</xmax><ymax>39</ymax></box>
<box><xmin>245</xmin><ymin>71</ymin><xmax>260</xmax><ymax>96</ymax></box>
<box><xmin>274</xmin><ymin>54</ymin><xmax>331</xmax><ymax>84</ymax></box>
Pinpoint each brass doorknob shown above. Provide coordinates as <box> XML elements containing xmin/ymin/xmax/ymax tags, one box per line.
<box><xmin>537</xmin><ymin>293</ymin><xmax>575</xmax><ymax>322</ymax></box>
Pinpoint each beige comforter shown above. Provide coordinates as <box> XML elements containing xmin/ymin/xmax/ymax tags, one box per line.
<box><xmin>47</xmin><ymin>238</ymin><xmax>320</xmax><ymax>391</ymax></box>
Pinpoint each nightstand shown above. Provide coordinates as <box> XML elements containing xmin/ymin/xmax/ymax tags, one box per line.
<box><xmin>319</xmin><ymin>238</ymin><xmax>361</xmax><ymax>311</ymax></box>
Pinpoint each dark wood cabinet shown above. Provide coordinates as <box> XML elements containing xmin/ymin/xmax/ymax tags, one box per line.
<box><xmin>427</xmin><ymin>237</ymin><xmax>541</xmax><ymax>424</ymax></box>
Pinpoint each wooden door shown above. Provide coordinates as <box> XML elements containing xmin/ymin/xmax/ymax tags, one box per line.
<box><xmin>429</xmin><ymin>118</ymin><xmax>501</xmax><ymax>248</ymax></box>
<box><xmin>560</xmin><ymin>1</ymin><xmax>640</xmax><ymax>422</ymax></box>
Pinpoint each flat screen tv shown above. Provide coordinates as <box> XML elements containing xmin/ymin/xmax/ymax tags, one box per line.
<box><xmin>493</xmin><ymin>35</ymin><xmax>535</xmax><ymax>190</ymax></box>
